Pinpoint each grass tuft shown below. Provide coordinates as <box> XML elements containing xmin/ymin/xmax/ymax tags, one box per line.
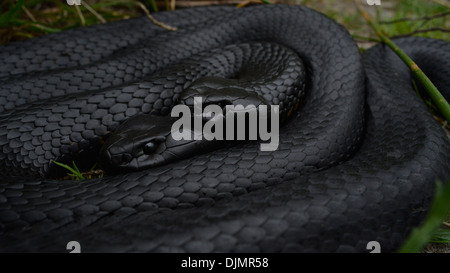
<box><xmin>52</xmin><ymin>160</ymin><xmax>103</xmax><ymax>180</ymax></box>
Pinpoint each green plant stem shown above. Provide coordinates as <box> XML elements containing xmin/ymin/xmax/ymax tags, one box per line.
<box><xmin>356</xmin><ymin>1</ymin><xmax>450</xmax><ymax>124</ymax></box>
<box><xmin>351</xmin><ymin>34</ymin><xmax>380</xmax><ymax>42</ymax></box>
<box><xmin>81</xmin><ymin>0</ymin><xmax>106</xmax><ymax>23</ymax></box>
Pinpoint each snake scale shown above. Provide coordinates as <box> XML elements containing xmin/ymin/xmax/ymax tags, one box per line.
<box><xmin>0</xmin><ymin>4</ymin><xmax>449</xmax><ymax>253</ymax></box>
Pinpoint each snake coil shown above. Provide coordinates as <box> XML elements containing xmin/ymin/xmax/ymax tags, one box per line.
<box><xmin>0</xmin><ymin>5</ymin><xmax>449</xmax><ymax>252</ymax></box>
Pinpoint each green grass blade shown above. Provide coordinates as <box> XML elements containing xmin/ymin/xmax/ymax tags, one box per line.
<box><xmin>89</xmin><ymin>163</ymin><xmax>98</xmax><ymax>172</ymax></box>
<box><xmin>72</xmin><ymin>161</ymin><xmax>81</xmax><ymax>174</ymax></box>
<box><xmin>51</xmin><ymin>160</ymin><xmax>85</xmax><ymax>180</ymax></box>
<box><xmin>142</xmin><ymin>0</ymin><xmax>158</xmax><ymax>12</ymax></box>
<box><xmin>356</xmin><ymin>0</ymin><xmax>450</xmax><ymax>124</ymax></box>
<box><xmin>398</xmin><ymin>181</ymin><xmax>450</xmax><ymax>253</ymax></box>
<box><xmin>0</xmin><ymin>0</ymin><xmax>25</xmax><ymax>27</ymax></box>
<box><xmin>430</xmin><ymin>229</ymin><xmax>450</xmax><ymax>244</ymax></box>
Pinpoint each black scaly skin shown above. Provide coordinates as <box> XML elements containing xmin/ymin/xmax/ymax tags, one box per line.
<box><xmin>98</xmin><ymin>42</ymin><xmax>306</xmax><ymax>172</ymax></box>
<box><xmin>0</xmin><ymin>5</ymin><xmax>449</xmax><ymax>252</ymax></box>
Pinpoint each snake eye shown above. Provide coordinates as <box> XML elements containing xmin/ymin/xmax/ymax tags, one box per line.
<box><xmin>142</xmin><ymin>136</ymin><xmax>166</xmax><ymax>155</ymax></box>
<box><xmin>143</xmin><ymin>142</ymin><xmax>157</xmax><ymax>154</ymax></box>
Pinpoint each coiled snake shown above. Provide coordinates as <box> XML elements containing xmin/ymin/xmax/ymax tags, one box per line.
<box><xmin>0</xmin><ymin>4</ymin><xmax>449</xmax><ymax>252</ymax></box>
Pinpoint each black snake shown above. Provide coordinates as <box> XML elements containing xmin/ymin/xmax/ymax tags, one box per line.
<box><xmin>0</xmin><ymin>4</ymin><xmax>449</xmax><ymax>253</ymax></box>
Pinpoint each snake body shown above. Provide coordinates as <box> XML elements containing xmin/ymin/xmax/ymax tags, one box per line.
<box><xmin>0</xmin><ymin>5</ymin><xmax>449</xmax><ymax>252</ymax></box>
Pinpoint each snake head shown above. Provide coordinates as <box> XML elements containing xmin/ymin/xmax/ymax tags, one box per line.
<box><xmin>99</xmin><ymin>114</ymin><xmax>176</xmax><ymax>173</ymax></box>
<box><xmin>99</xmin><ymin>113</ymin><xmax>219</xmax><ymax>174</ymax></box>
